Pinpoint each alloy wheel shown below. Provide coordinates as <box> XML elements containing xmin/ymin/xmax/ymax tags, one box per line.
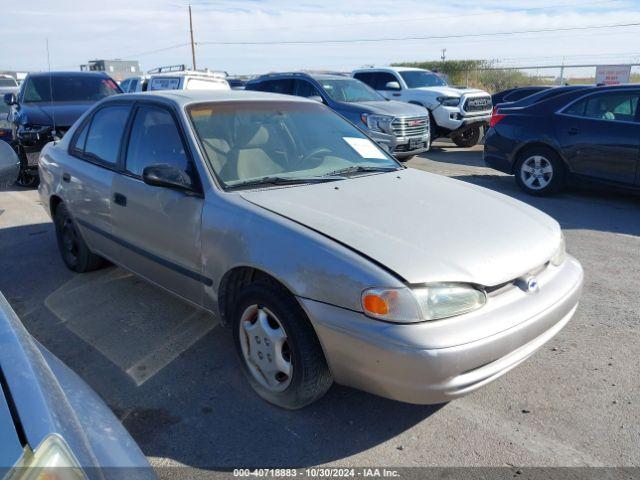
<box><xmin>520</xmin><ymin>155</ymin><xmax>554</xmax><ymax>190</ymax></box>
<box><xmin>61</xmin><ymin>218</ymin><xmax>79</xmax><ymax>265</ymax></box>
<box><xmin>238</xmin><ymin>305</ymin><xmax>292</xmax><ymax>392</ymax></box>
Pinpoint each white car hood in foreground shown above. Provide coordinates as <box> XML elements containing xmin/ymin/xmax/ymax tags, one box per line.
<box><xmin>241</xmin><ymin>169</ymin><xmax>561</xmax><ymax>286</ymax></box>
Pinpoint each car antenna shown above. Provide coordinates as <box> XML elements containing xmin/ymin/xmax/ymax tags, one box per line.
<box><xmin>46</xmin><ymin>38</ymin><xmax>58</xmax><ymax>140</ymax></box>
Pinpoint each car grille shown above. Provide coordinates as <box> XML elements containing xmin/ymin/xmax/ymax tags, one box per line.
<box><xmin>391</xmin><ymin>116</ymin><xmax>429</xmax><ymax>139</ymax></box>
<box><xmin>463</xmin><ymin>95</ymin><xmax>492</xmax><ymax>113</ymax></box>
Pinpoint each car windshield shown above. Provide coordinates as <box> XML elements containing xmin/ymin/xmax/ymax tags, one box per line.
<box><xmin>319</xmin><ymin>79</ymin><xmax>384</xmax><ymax>102</ymax></box>
<box><xmin>22</xmin><ymin>75</ymin><xmax>121</xmax><ymax>103</ymax></box>
<box><xmin>188</xmin><ymin>101</ymin><xmax>400</xmax><ymax>189</ymax></box>
<box><xmin>399</xmin><ymin>71</ymin><xmax>447</xmax><ymax>88</ymax></box>
<box><xmin>0</xmin><ymin>78</ymin><xmax>17</xmax><ymax>88</ymax></box>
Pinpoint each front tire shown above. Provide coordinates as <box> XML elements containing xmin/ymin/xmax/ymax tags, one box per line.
<box><xmin>451</xmin><ymin>126</ymin><xmax>481</xmax><ymax>148</ymax></box>
<box><xmin>54</xmin><ymin>203</ymin><xmax>105</xmax><ymax>272</ymax></box>
<box><xmin>514</xmin><ymin>147</ymin><xmax>565</xmax><ymax>196</ymax></box>
<box><xmin>232</xmin><ymin>281</ymin><xmax>332</xmax><ymax>409</ymax></box>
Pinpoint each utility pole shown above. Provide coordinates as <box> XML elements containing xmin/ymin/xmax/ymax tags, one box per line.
<box><xmin>441</xmin><ymin>48</ymin><xmax>447</xmax><ymax>63</ymax></box>
<box><xmin>189</xmin><ymin>5</ymin><xmax>197</xmax><ymax>70</ymax></box>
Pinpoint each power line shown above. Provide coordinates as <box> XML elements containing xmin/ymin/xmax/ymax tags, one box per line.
<box><xmin>197</xmin><ymin>21</ymin><xmax>640</xmax><ymax>46</ymax></box>
<box><xmin>208</xmin><ymin>0</ymin><xmax>621</xmax><ymax>34</ymax></box>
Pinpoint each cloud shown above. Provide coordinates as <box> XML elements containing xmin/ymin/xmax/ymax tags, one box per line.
<box><xmin>2</xmin><ymin>0</ymin><xmax>640</xmax><ymax>74</ymax></box>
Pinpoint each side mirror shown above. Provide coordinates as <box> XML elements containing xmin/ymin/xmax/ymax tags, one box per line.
<box><xmin>0</xmin><ymin>141</ymin><xmax>20</xmax><ymax>188</ymax></box>
<box><xmin>309</xmin><ymin>95</ymin><xmax>324</xmax><ymax>104</ymax></box>
<box><xmin>142</xmin><ymin>164</ymin><xmax>196</xmax><ymax>193</ymax></box>
<box><xmin>3</xmin><ymin>93</ymin><xmax>16</xmax><ymax>106</ymax></box>
<box><xmin>385</xmin><ymin>81</ymin><xmax>401</xmax><ymax>91</ymax></box>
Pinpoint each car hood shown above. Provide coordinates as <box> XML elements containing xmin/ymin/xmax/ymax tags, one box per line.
<box><xmin>17</xmin><ymin>102</ymin><xmax>94</xmax><ymax>128</ymax></box>
<box><xmin>240</xmin><ymin>168</ymin><xmax>561</xmax><ymax>286</ymax></box>
<box><xmin>351</xmin><ymin>100</ymin><xmax>427</xmax><ymax>117</ymax></box>
<box><xmin>413</xmin><ymin>85</ymin><xmax>487</xmax><ymax>98</ymax></box>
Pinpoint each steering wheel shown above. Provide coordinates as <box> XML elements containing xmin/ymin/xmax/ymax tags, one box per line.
<box><xmin>298</xmin><ymin>147</ymin><xmax>332</xmax><ymax>165</ymax></box>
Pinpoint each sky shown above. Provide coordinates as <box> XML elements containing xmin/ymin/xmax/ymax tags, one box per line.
<box><xmin>3</xmin><ymin>0</ymin><xmax>640</xmax><ymax>75</ymax></box>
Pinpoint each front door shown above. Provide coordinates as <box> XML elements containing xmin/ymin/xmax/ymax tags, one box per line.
<box><xmin>111</xmin><ymin>103</ymin><xmax>206</xmax><ymax>305</ymax></box>
<box><xmin>555</xmin><ymin>90</ymin><xmax>640</xmax><ymax>185</ymax></box>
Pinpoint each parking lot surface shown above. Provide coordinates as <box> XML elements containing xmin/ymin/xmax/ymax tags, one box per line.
<box><xmin>0</xmin><ymin>142</ymin><xmax>638</xmax><ymax>472</ymax></box>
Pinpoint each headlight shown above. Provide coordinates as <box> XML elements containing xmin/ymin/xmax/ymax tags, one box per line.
<box><xmin>12</xmin><ymin>434</ymin><xmax>86</xmax><ymax>480</ymax></box>
<box><xmin>362</xmin><ymin>283</ymin><xmax>486</xmax><ymax>323</ymax></box>
<box><xmin>550</xmin><ymin>233</ymin><xmax>566</xmax><ymax>266</ymax></box>
<box><xmin>436</xmin><ymin>96</ymin><xmax>460</xmax><ymax>107</ymax></box>
<box><xmin>360</xmin><ymin>113</ymin><xmax>394</xmax><ymax>134</ymax></box>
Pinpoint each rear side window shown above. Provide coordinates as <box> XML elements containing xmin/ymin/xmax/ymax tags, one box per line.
<box><xmin>83</xmin><ymin>105</ymin><xmax>131</xmax><ymax>165</ymax></box>
<box><xmin>564</xmin><ymin>92</ymin><xmax>640</xmax><ymax>122</ymax></box>
<box><xmin>258</xmin><ymin>79</ymin><xmax>294</xmax><ymax>95</ymax></box>
<box><xmin>120</xmin><ymin>79</ymin><xmax>131</xmax><ymax>92</ymax></box>
<box><xmin>125</xmin><ymin>106</ymin><xmax>189</xmax><ymax>176</ymax></box>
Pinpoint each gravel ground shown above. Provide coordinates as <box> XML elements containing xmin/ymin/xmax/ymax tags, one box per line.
<box><xmin>0</xmin><ymin>142</ymin><xmax>638</xmax><ymax>475</ymax></box>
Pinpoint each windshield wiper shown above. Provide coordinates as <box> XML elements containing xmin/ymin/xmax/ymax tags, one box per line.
<box><xmin>322</xmin><ymin>165</ymin><xmax>401</xmax><ymax>177</ymax></box>
<box><xmin>226</xmin><ymin>175</ymin><xmax>344</xmax><ymax>190</ymax></box>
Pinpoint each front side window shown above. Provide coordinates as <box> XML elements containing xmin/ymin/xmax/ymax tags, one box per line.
<box><xmin>22</xmin><ymin>75</ymin><xmax>121</xmax><ymax>103</ymax></box>
<box><xmin>83</xmin><ymin>105</ymin><xmax>131</xmax><ymax>165</ymax></box>
<box><xmin>372</xmin><ymin>72</ymin><xmax>400</xmax><ymax>90</ymax></box>
<box><xmin>399</xmin><ymin>71</ymin><xmax>447</xmax><ymax>88</ymax></box>
<box><xmin>319</xmin><ymin>79</ymin><xmax>384</xmax><ymax>103</ymax></box>
<box><xmin>295</xmin><ymin>80</ymin><xmax>322</xmax><ymax>98</ymax></box>
<box><xmin>188</xmin><ymin>101</ymin><xmax>400</xmax><ymax>189</ymax></box>
<box><xmin>564</xmin><ymin>92</ymin><xmax>639</xmax><ymax>121</ymax></box>
<box><xmin>126</xmin><ymin>106</ymin><xmax>188</xmax><ymax>176</ymax></box>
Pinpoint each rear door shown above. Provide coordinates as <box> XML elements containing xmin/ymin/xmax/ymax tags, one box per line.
<box><xmin>64</xmin><ymin>103</ymin><xmax>132</xmax><ymax>258</ymax></box>
<box><xmin>110</xmin><ymin>102</ymin><xmax>206</xmax><ymax>304</ymax></box>
<box><xmin>555</xmin><ymin>90</ymin><xmax>640</xmax><ymax>185</ymax></box>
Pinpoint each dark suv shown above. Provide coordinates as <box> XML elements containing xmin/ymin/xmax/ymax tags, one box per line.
<box><xmin>245</xmin><ymin>73</ymin><xmax>430</xmax><ymax>159</ymax></box>
<box><xmin>4</xmin><ymin>71</ymin><xmax>121</xmax><ymax>187</ymax></box>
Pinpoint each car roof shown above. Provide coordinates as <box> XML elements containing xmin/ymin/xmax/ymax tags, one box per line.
<box><xmin>26</xmin><ymin>71</ymin><xmax>112</xmax><ymax>78</ymax></box>
<box><xmin>106</xmin><ymin>89</ymin><xmax>318</xmax><ymax>107</ymax></box>
<box><xmin>354</xmin><ymin>66</ymin><xmax>428</xmax><ymax>73</ymax></box>
<box><xmin>250</xmin><ymin>72</ymin><xmax>349</xmax><ymax>82</ymax></box>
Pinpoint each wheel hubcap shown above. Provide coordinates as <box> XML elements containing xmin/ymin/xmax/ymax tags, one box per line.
<box><xmin>520</xmin><ymin>155</ymin><xmax>553</xmax><ymax>190</ymax></box>
<box><xmin>239</xmin><ymin>305</ymin><xmax>292</xmax><ymax>392</ymax></box>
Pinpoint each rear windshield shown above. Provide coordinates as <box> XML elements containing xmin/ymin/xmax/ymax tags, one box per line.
<box><xmin>22</xmin><ymin>75</ymin><xmax>121</xmax><ymax>103</ymax></box>
<box><xmin>0</xmin><ymin>78</ymin><xmax>17</xmax><ymax>88</ymax></box>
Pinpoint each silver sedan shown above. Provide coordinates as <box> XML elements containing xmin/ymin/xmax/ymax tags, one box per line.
<box><xmin>37</xmin><ymin>90</ymin><xmax>583</xmax><ymax>409</ymax></box>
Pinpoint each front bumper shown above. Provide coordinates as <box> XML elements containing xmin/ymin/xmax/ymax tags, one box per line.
<box><xmin>300</xmin><ymin>255</ymin><xmax>583</xmax><ymax>404</ymax></box>
<box><xmin>433</xmin><ymin>105</ymin><xmax>491</xmax><ymax>133</ymax></box>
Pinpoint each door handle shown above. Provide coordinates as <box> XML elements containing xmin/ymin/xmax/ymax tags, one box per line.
<box><xmin>392</xmin><ymin>93</ymin><xmax>401</xmax><ymax>97</ymax></box>
<box><xmin>113</xmin><ymin>192</ymin><xmax>127</xmax><ymax>207</ymax></box>
<box><xmin>62</xmin><ymin>173</ymin><xmax>71</xmax><ymax>183</ymax></box>
<box><xmin>568</xmin><ymin>127</ymin><xmax>580</xmax><ymax>135</ymax></box>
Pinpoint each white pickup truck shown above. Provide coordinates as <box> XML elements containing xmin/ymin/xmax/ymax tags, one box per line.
<box><xmin>353</xmin><ymin>67</ymin><xmax>492</xmax><ymax>147</ymax></box>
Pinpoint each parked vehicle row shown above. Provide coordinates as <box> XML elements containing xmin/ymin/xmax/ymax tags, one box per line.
<box><xmin>37</xmin><ymin>89</ymin><xmax>582</xmax><ymax>410</ymax></box>
<box><xmin>245</xmin><ymin>72</ymin><xmax>430</xmax><ymax>159</ymax></box>
<box><xmin>484</xmin><ymin>84</ymin><xmax>640</xmax><ymax>195</ymax></box>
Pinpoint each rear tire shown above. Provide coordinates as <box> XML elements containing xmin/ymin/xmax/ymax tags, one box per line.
<box><xmin>15</xmin><ymin>167</ymin><xmax>39</xmax><ymax>188</ymax></box>
<box><xmin>514</xmin><ymin>147</ymin><xmax>565</xmax><ymax>196</ymax></box>
<box><xmin>451</xmin><ymin>126</ymin><xmax>481</xmax><ymax>148</ymax></box>
<box><xmin>232</xmin><ymin>281</ymin><xmax>332</xmax><ymax>409</ymax></box>
<box><xmin>54</xmin><ymin>203</ymin><xmax>105</xmax><ymax>272</ymax></box>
